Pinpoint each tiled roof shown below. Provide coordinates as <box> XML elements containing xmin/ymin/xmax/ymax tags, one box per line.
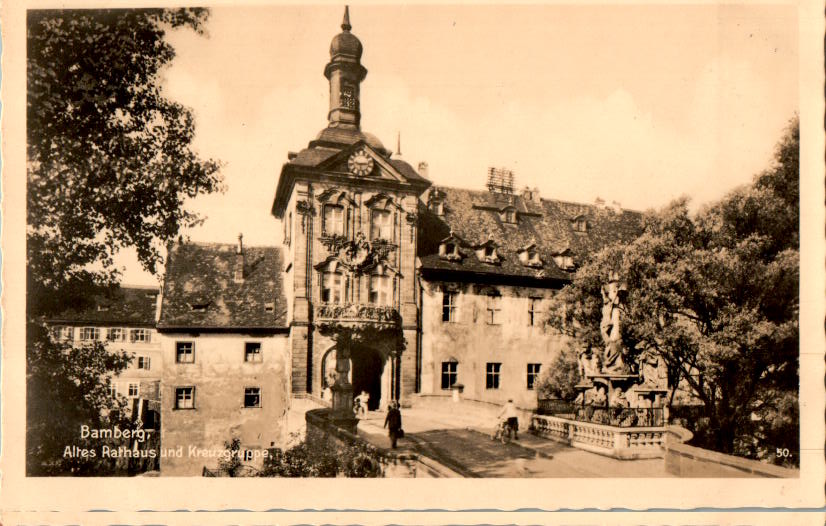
<box><xmin>46</xmin><ymin>286</ymin><xmax>159</xmax><ymax>326</ymax></box>
<box><xmin>417</xmin><ymin>186</ymin><xmax>644</xmax><ymax>283</ymax></box>
<box><xmin>158</xmin><ymin>241</ymin><xmax>287</xmax><ymax>330</ymax></box>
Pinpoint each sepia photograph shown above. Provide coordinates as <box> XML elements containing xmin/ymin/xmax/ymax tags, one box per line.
<box><xmin>3</xmin><ymin>0</ymin><xmax>824</xmax><ymax>520</ymax></box>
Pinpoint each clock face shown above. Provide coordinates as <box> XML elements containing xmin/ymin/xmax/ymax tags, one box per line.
<box><xmin>348</xmin><ymin>148</ymin><xmax>374</xmax><ymax>176</ymax></box>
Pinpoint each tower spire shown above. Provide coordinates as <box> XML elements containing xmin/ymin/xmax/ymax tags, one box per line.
<box><xmin>342</xmin><ymin>5</ymin><xmax>351</xmax><ymax>31</ymax></box>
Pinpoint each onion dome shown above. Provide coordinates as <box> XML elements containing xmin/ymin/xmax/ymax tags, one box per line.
<box><xmin>330</xmin><ymin>6</ymin><xmax>363</xmax><ymax>59</ymax></box>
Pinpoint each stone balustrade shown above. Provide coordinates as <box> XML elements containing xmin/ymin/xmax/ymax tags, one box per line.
<box><xmin>531</xmin><ymin>414</ymin><xmax>668</xmax><ymax>460</ymax></box>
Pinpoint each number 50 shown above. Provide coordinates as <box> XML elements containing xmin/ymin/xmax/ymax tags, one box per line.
<box><xmin>776</xmin><ymin>448</ymin><xmax>791</xmax><ymax>458</ymax></box>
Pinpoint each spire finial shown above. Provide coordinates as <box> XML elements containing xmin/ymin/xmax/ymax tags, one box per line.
<box><xmin>341</xmin><ymin>5</ymin><xmax>352</xmax><ymax>31</ymax></box>
<box><xmin>396</xmin><ymin>131</ymin><xmax>402</xmax><ymax>156</ymax></box>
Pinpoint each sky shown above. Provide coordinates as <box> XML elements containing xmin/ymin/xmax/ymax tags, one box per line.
<box><xmin>118</xmin><ymin>4</ymin><xmax>798</xmax><ymax>286</ymax></box>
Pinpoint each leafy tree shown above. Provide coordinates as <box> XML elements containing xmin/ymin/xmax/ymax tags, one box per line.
<box><xmin>260</xmin><ymin>437</ymin><xmax>383</xmax><ymax>478</ymax></box>
<box><xmin>26</xmin><ymin>8</ymin><xmax>222</xmax><ymax>475</ymax></box>
<box><xmin>536</xmin><ymin>342</ymin><xmax>581</xmax><ymax>402</ymax></box>
<box><xmin>548</xmin><ymin>118</ymin><xmax>799</xmax><ymax>466</ymax></box>
<box><xmin>27</xmin><ymin>8</ymin><xmax>223</xmax><ymax>312</ymax></box>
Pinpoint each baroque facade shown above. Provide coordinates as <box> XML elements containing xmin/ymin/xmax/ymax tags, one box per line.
<box><xmin>46</xmin><ymin>8</ymin><xmax>644</xmax><ymax>475</ymax></box>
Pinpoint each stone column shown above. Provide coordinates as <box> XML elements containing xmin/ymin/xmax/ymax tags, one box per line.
<box><xmin>329</xmin><ymin>333</ymin><xmax>358</xmax><ymax>433</ymax></box>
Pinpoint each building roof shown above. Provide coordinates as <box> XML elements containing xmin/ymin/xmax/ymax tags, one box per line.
<box><xmin>45</xmin><ymin>286</ymin><xmax>159</xmax><ymax>326</ymax></box>
<box><xmin>417</xmin><ymin>186</ymin><xmax>644</xmax><ymax>284</ymax></box>
<box><xmin>158</xmin><ymin>241</ymin><xmax>288</xmax><ymax>331</ymax></box>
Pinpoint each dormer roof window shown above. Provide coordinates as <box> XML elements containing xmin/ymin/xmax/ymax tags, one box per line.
<box><xmin>475</xmin><ymin>240</ymin><xmax>501</xmax><ymax>265</ymax></box>
<box><xmin>189</xmin><ymin>301</ymin><xmax>210</xmax><ymax>313</ymax></box>
<box><xmin>572</xmin><ymin>215</ymin><xmax>588</xmax><ymax>233</ymax></box>
<box><xmin>500</xmin><ymin>207</ymin><xmax>517</xmax><ymax>224</ymax></box>
<box><xmin>552</xmin><ymin>249</ymin><xmax>575</xmax><ymax>271</ymax></box>
<box><xmin>518</xmin><ymin>243</ymin><xmax>543</xmax><ymax>268</ymax></box>
<box><xmin>439</xmin><ymin>234</ymin><xmax>463</xmax><ymax>262</ymax></box>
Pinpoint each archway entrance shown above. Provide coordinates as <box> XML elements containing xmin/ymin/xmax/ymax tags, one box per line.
<box><xmin>350</xmin><ymin>344</ymin><xmax>384</xmax><ymax>411</ymax></box>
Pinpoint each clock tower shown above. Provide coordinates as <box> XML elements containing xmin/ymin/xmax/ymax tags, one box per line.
<box><xmin>325</xmin><ymin>6</ymin><xmax>366</xmax><ymax>130</ymax></box>
<box><xmin>271</xmin><ymin>7</ymin><xmax>430</xmax><ymax>424</ymax></box>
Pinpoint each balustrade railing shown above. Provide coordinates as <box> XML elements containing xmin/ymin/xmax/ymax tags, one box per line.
<box><xmin>530</xmin><ymin>413</ymin><xmax>667</xmax><ymax>458</ymax></box>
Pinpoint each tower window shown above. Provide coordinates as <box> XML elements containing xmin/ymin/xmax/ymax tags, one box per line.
<box><xmin>323</xmin><ymin>204</ymin><xmax>345</xmax><ymax>236</ymax></box>
<box><xmin>441</xmin><ymin>362</ymin><xmax>458</xmax><ymax>390</ymax></box>
<box><xmin>321</xmin><ymin>272</ymin><xmax>343</xmax><ymax>304</ymax></box>
<box><xmin>371</xmin><ymin>209</ymin><xmax>392</xmax><ymax>240</ymax></box>
<box><xmin>369</xmin><ymin>274</ymin><xmax>392</xmax><ymax>305</ymax></box>
<box><xmin>442</xmin><ymin>291</ymin><xmax>457</xmax><ymax>322</ymax></box>
<box><xmin>486</xmin><ymin>363</ymin><xmax>501</xmax><ymax>389</ymax></box>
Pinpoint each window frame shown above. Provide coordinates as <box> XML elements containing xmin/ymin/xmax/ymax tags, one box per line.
<box><xmin>130</xmin><ymin>328</ymin><xmax>151</xmax><ymax>343</ymax></box>
<box><xmin>485</xmin><ymin>362</ymin><xmax>502</xmax><ymax>390</ymax></box>
<box><xmin>528</xmin><ymin>297</ymin><xmax>542</xmax><ymax>326</ymax></box>
<box><xmin>107</xmin><ymin>327</ymin><xmax>125</xmax><ymax>342</ymax></box>
<box><xmin>244</xmin><ymin>387</ymin><xmax>262</xmax><ymax>408</ymax></box>
<box><xmin>245</xmin><ymin>342</ymin><xmax>262</xmax><ymax>363</ymax></box>
<box><xmin>368</xmin><ymin>273</ymin><xmax>392</xmax><ymax>306</ymax></box>
<box><xmin>370</xmin><ymin>208</ymin><xmax>393</xmax><ymax>240</ymax></box>
<box><xmin>176</xmin><ymin>341</ymin><xmax>195</xmax><ymax>364</ymax></box>
<box><xmin>323</xmin><ymin>204</ymin><xmax>345</xmax><ymax>236</ymax></box>
<box><xmin>137</xmin><ymin>356</ymin><xmax>151</xmax><ymax>370</ymax></box>
<box><xmin>485</xmin><ymin>294</ymin><xmax>502</xmax><ymax>325</ymax></box>
<box><xmin>321</xmin><ymin>271</ymin><xmax>343</xmax><ymax>304</ymax></box>
<box><xmin>442</xmin><ymin>291</ymin><xmax>457</xmax><ymax>323</ymax></box>
<box><xmin>527</xmin><ymin>363</ymin><xmax>541</xmax><ymax>390</ymax></box>
<box><xmin>175</xmin><ymin>386</ymin><xmax>195</xmax><ymax>409</ymax></box>
<box><xmin>128</xmin><ymin>383</ymin><xmax>140</xmax><ymax>398</ymax></box>
<box><xmin>441</xmin><ymin>361</ymin><xmax>458</xmax><ymax>390</ymax></box>
<box><xmin>80</xmin><ymin>327</ymin><xmax>100</xmax><ymax>341</ymax></box>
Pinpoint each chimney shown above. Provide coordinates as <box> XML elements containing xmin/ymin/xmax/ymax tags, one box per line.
<box><xmin>418</xmin><ymin>161</ymin><xmax>429</xmax><ymax>179</ymax></box>
<box><xmin>234</xmin><ymin>233</ymin><xmax>245</xmax><ymax>282</ymax></box>
<box><xmin>521</xmin><ymin>186</ymin><xmax>540</xmax><ymax>203</ymax></box>
<box><xmin>532</xmin><ymin>187</ymin><xmax>540</xmax><ymax>204</ymax></box>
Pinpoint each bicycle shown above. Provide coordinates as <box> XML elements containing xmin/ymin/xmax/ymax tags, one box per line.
<box><xmin>490</xmin><ymin>419</ymin><xmax>514</xmax><ymax>444</ymax></box>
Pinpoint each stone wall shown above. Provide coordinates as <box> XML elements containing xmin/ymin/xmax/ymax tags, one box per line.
<box><xmin>664</xmin><ymin>442</ymin><xmax>799</xmax><ymax>478</ymax></box>
<box><xmin>159</xmin><ymin>332</ymin><xmax>290</xmax><ymax>476</ymax></box>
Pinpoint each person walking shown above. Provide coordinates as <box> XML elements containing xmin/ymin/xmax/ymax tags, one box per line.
<box><xmin>384</xmin><ymin>401</ymin><xmax>403</xmax><ymax>449</ymax></box>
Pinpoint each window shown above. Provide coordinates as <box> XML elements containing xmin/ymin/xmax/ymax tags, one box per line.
<box><xmin>286</xmin><ymin>212</ymin><xmax>292</xmax><ymax>245</ymax></box>
<box><xmin>528</xmin><ymin>298</ymin><xmax>542</xmax><ymax>326</ymax></box>
<box><xmin>321</xmin><ymin>272</ymin><xmax>342</xmax><ymax>304</ymax></box>
<box><xmin>137</xmin><ymin>356</ymin><xmax>151</xmax><ymax>370</ymax></box>
<box><xmin>107</xmin><ymin>327</ymin><xmax>124</xmax><ymax>341</ymax></box>
<box><xmin>486</xmin><ymin>294</ymin><xmax>501</xmax><ymax>325</ymax></box>
<box><xmin>527</xmin><ymin>363</ymin><xmax>541</xmax><ymax>390</ymax></box>
<box><xmin>441</xmin><ymin>362</ymin><xmax>458</xmax><ymax>390</ymax></box>
<box><xmin>501</xmin><ymin>208</ymin><xmax>516</xmax><ymax>224</ymax></box>
<box><xmin>175</xmin><ymin>387</ymin><xmax>195</xmax><ymax>409</ymax></box>
<box><xmin>244</xmin><ymin>387</ymin><xmax>261</xmax><ymax>408</ymax></box>
<box><xmin>369</xmin><ymin>274</ymin><xmax>392</xmax><ymax>305</ymax></box>
<box><xmin>53</xmin><ymin>325</ymin><xmax>73</xmax><ymax>341</ymax></box>
<box><xmin>176</xmin><ymin>342</ymin><xmax>194</xmax><ymax>363</ymax></box>
<box><xmin>108</xmin><ymin>383</ymin><xmax>118</xmax><ymax>398</ymax></box>
<box><xmin>130</xmin><ymin>328</ymin><xmax>150</xmax><ymax>343</ymax></box>
<box><xmin>79</xmin><ymin>327</ymin><xmax>100</xmax><ymax>341</ymax></box>
<box><xmin>573</xmin><ymin>217</ymin><xmax>588</xmax><ymax>232</ymax></box>
<box><xmin>431</xmin><ymin>201</ymin><xmax>444</xmax><ymax>216</ymax></box>
<box><xmin>442</xmin><ymin>291</ymin><xmax>457</xmax><ymax>322</ymax></box>
<box><xmin>486</xmin><ymin>362</ymin><xmax>501</xmax><ymax>389</ymax></box>
<box><xmin>245</xmin><ymin>342</ymin><xmax>262</xmax><ymax>362</ymax></box>
<box><xmin>323</xmin><ymin>204</ymin><xmax>345</xmax><ymax>236</ymax></box>
<box><xmin>371</xmin><ymin>209</ymin><xmax>392</xmax><ymax>240</ymax></box>
<box><xmin>128</xmin><ymin>383</ymin><xmax>140</xmax><ymax>397</ymax></box>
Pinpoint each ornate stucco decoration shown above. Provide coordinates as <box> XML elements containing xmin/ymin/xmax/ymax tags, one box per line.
<box><xmin>315</xmin><ymin>303</ymin><xmax>401</xmax><ymax>327</ymax></box>
<box><xmin>296</xmin><ymin>199</ymin><xmax>316</xmax><ymax>232</ymax></box>
<box><xmin>319</xmin><ymin>231</ymin><xmax>397</xmax><ymax>273</ymax></box>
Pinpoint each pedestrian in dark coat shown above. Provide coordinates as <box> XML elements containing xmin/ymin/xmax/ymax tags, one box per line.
<box><xmin>384</xmin><ymin>401</ymin><xmax>403</xmax><ymax>449</ymax></box>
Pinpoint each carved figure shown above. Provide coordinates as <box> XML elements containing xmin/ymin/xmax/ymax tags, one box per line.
<box><xmin>578</xmin><ymin>347</ymin><xmax>600</xmax><ymax>380</ymax></box>
<box><xmin>639</xmin><ymin>349</ymin><xmax>668</xmax><ymax>389</ymax></box>
<box><xmin>600</xmin><ymin>272</ymin><xmax>629</xmax><ymax>374</ymax></box>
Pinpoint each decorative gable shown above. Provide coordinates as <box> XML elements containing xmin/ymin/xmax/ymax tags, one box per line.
<box><xmin>475</xmin><ymin>239</ymin><xmax>501</xmax><ymax>265</ymax></box>
<box><xmin>438</xmin><ymin>233</ymin><xmax>464</xmax><ymax>262</ymax></box>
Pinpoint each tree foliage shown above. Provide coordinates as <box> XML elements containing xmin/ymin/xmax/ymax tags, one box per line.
<box><xmin>27</xmin><ymin>8</ymin><xmax>223</xmax><ymax>312</ymax></box>
<box><xmin>536</xmin><ymin>342</ymin><xmax>581</xmax><ymax>402</ymax></box>
<box><xmin>548</xmin><ymin>117</ymin><xmax>799</xmax><ymax>466</ymax></box>
<box><xmin>260</xmin><ymin>437</ymin><xmax>383</xmax><ymax>478</ymax></box>
<box><xmin>26</xmin><ymin>9</ymin><xmax>221</xmax><ymax>475</ymax></box>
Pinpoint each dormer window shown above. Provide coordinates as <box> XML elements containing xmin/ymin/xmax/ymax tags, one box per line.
<box><xmin>518</xmin><ymin>244</ymin><xmax>542</xmax><ymax>268</ymax></box>
<box><xmin>553</xmin><ymin>254</ymin><xmax>575</xmax><ymax>270</ymax></box>
<box><xmin>500</xmin><ymin>207</ymin><xmax>517</xmax><ymax>224</ymax></box>
<box><xmin>264</xmin><ymin>302</ymin><xmax>275</xmax><ymax>313</ymax></box>
<box><xmin>190</xmin><ymin>302</ymin><xmax>209</xmax><ymax>313</ymax></box>
<box><xmin>476</xmin><ymin>242</ymin><xmax>500</xmax><ymax>264</ymax></box>
<box><xmin>439</xmin><ymin>239</ymin><xmax>462</xmax><ymax>262</ymax></box>
<box><xmin>432</xmin><ymin>201</ymin><xmax>444</xmax><ymax>216</ymax></box>
<box><xmin>572</xmin><ymin>216</ymin><xmax>588</xmax><ymax>233</ymax></box>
